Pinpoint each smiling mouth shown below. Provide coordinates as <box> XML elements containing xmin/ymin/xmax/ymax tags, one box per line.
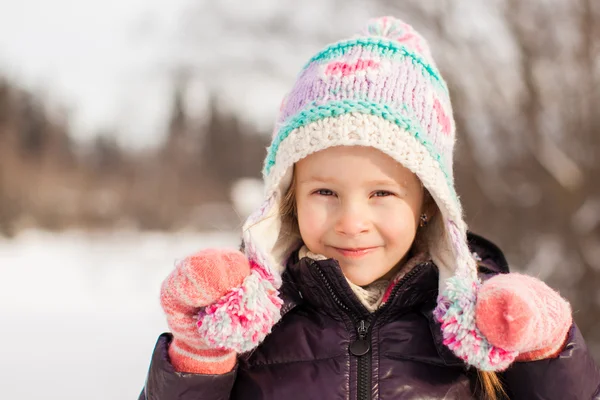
<box><xmin>331</xmin><ymin>246</ymin><xmax>379</xmax><ymax>258</ymax></box>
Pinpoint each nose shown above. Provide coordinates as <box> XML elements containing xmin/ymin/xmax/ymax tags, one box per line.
<box><xmin>335</xmin><ymin>201</ymin><xmax>370</xmax><ymax>237</ymax></box>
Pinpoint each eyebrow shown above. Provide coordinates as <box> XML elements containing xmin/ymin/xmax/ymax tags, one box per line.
<box><xmin>298</xmin><ymin>176</ymin><xmax>402</xmax><ymax>187</ymax></box>
<box><xmin>297</xmin><ymin>176</ymin><xmax>337</xmax><ymax>185</ymax></box>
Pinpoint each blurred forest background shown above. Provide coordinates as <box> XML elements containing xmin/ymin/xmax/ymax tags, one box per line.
<box><xmin>1</xmin><ymin>0</ymin><xmax>599</xmax><ymax>362</ymax></box>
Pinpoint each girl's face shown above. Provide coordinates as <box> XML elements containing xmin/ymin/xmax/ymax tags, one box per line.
<box><xmin>295</xmin><ymin>146</ymin><xmax>425</xmax><ymax>286</ymax></box>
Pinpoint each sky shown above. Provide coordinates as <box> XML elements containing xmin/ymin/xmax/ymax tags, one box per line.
<box><xmin>0</xmin><ymin>0</ymin><xmax>189</xmax><ymax>149</ymax></box>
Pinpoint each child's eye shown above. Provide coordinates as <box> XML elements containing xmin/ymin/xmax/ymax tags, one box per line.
<box><xmin>372</xmin><ymin>190</ymin><xmax>394</xmax><ymax>198</ymax></box>
<box><xmin>314</xmin><ymin>189</ymin><xmax>335</xmax><ymax>196</ymax></box>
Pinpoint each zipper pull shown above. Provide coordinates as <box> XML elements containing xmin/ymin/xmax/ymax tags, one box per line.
<box><xmin>349</xmin><ymin>320</ymin><xmax>371</xmax><ymax>356</ymax></box>
<box><xmin>357</xmin><ymin>320</ymin><xmax>368</xmax><ymax>339</ymax></box>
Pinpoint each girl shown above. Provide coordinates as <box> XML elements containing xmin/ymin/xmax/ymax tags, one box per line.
<box><xmin>141</xmin><ymin>17</ymin><xmax>600</xmax><ymax>399</ymax></box>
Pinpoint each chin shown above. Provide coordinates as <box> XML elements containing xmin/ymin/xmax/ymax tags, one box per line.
<box><xmin>345</xmin><ymin>274</ymin><xmax>379</xmax><ymax>287</ymax></box>
<box><xmin>340</xmin><ymin>260</ymin><xmax>385</xmax><ymax>287</ymax></box>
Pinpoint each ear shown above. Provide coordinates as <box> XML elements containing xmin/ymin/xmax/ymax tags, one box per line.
<box><xmin>422</xmin><ymin>190</ymin><xmax>438</xmax><ymax>220</ymax></box>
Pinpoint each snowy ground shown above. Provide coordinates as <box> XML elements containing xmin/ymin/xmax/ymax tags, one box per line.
<box><xmin>0</xmin><ymin>229</ymin><xmax>239</xmax><ymax>400</ymax></box>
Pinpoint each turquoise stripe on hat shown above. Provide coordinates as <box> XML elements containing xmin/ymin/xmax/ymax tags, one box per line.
<box><xmin>263</xmin><ymin>99</ymin><xmax>457</xmax><ymax>201</ymax></box>
<box><xmin>302</xmin><ymin>37</ymin><xmax>448</xmax><ymax>93</ymax></box>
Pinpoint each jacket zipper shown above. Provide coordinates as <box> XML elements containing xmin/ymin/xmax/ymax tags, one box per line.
<box><xmin>280</xmin><ymin>301</ymin><xmax>296</xmax><ymax>316</ymax></box>
<box><xmin>351</xmin><ymin>319</ymin><xmax>371</xmax><ymax>400</ymax></box>
<box><xmin>311</xmin><ymin>260</ymin><xmax>429</xmax><ymax>400</ymax></box>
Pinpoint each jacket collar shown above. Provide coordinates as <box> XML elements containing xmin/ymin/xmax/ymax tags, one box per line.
<box><xmin>278</xmin><ymin>232</ymin><xmax>510</xmax><ymax>319</ymax></box>
<box><xmin>281</xmin><ymin>253</ymin><xmax>438</xmax><ymax>321</ymax></box>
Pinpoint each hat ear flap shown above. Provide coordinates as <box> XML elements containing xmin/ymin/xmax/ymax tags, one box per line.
<box><xmin>432</xmin><ymin>220</ymin><xmax>519</xmax><ymax>371</ymax></box>
<box><xmin>242</xmin><ymin>175</ymin><xmax>301</xmax><ymax>287</ymax></box>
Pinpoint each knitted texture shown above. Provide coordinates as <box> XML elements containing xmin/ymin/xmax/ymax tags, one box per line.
<box><xmin>160</xmin><ymin>249</ymin><xmax>251</xmax><ymax>374</ymax></box>
<box><xmin>475</xmin><ymin>273</ymin><xmax>572</xmax><ymax>361</ymax></box>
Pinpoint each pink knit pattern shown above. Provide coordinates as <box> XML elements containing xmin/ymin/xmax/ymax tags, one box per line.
<box><xmin>160</xmin><ymin>249</ymin><xmax>251</xmax><ymax>374</ymax></box>
<box><xmin>475</xmin><ymin>273</ymin><xmax>572</xmax><ymax>361</ymax></box>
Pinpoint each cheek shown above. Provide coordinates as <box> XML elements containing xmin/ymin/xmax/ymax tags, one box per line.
<box><xmin>375</xmin><ymin>202</ymin><xmax>419</xmax><ymax>240</ymax></box>
<box><xmin>296</xmin><ymin>198</ymin><xmax>330</xmax><ymax>243</ymax></box>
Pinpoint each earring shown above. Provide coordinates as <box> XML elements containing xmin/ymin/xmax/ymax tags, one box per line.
<box><xmin>419</xmin><ymin>213</ymin><xmax>429</xmax><ymax>228</ymax></box>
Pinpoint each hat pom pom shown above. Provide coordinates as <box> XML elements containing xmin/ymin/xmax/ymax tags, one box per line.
<box><xmin>361</xmin><ymin>16</ymin><xmax>430</xmax><ymax>58</ymax></box>
<box><xmin>434</xmin><ymin>275</ymin><xmax>519</xmax><ymax>371</ymax></box>
<box><xmin>196</xmin><ymin>262</ymin><xmax>283</xmax><ymax>353</ymax></box>
<box><xmin>362</xmin><ymin>16</ymin><xmax>410</xmax><ymax>39</ymax></box>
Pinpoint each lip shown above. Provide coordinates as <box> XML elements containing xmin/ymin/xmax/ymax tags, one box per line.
<box><xmin>331</xmin><ymin>246</ymin><xmax>379</xmax><ymax>258</ymax></box>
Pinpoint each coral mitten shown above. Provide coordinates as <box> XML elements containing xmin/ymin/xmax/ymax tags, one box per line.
<box><xmin>160</xmin><ymin>249</ymin><xmax>251</xmax><ymax>374</ymax></box>
<box><xmin>475</xmin><ymin>273</ymin><xmax>572</xmax><ymax>362</ymax></box>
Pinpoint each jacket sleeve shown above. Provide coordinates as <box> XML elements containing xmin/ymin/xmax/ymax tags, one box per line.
<box><xmin>138</xmin><ymin>333</ymin><xmax>237</xmax><ymax>400</ymax></box>
<box><xmin>501</xmin><ymin>323</ymin><xmax>600</xmax><ymax>399</ymax></box>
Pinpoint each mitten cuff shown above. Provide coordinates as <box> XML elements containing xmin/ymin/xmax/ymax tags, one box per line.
<box><xmin>515</xmin><ymin>321</ymin><xmax>572</xmax><ymax>362</ymax></box>
<box><xmin>168</xmin><ymin>339</ymin><xmax>237</xmax><ymax>374</ymax></box>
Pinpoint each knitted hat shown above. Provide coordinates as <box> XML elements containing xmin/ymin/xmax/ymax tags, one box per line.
<box><xmin>199</xmin><ymin>16</ymin><xmax>518</xmax><ymax>371</ymax></box>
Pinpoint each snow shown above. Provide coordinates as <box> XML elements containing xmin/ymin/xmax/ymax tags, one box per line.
<box><xmin>0</xmin><ymin>229</ymin><xmax>239</xmax><ymax>400</ymax></box>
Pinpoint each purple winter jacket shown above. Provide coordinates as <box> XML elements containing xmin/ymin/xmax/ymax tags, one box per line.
<box><xmin>139</xmin><ymin>233</ymin><xmax>600</xmax><ymax>399</ymax></box>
